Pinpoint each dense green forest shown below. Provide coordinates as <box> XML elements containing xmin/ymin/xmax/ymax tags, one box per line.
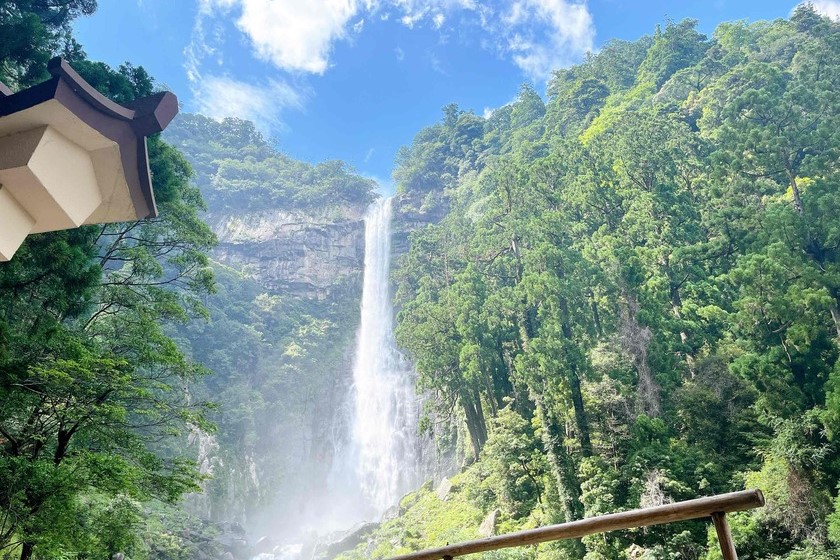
<box><xmin>165</xmin><ymin>114</ymin><xmax>375</xmax><ymax>213</ymax></box>
<box><xmin>338</xmin><ymin>6</ymin><xmax>840</xmax><ymax>560</ymax></box>
<box><xmin>2</xmin><ymin>2</ymin><xmax>840</xmax><ymax>560</ymax></box>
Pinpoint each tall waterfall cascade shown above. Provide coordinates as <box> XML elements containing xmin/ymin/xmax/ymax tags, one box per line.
<box><xmin>349</xmin><ymin>196</ymin><xmax>420</xmax><ymax>515</ymax></box>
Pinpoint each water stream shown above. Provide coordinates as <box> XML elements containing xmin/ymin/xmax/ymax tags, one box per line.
<box><xmin>349</xmin><ymin>196</ymin><xmax>420</xmax><ymax>516</ymax></box>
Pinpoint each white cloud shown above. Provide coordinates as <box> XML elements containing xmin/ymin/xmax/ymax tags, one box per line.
<box><xmin>394</xmin><ymin>46</ymin><xmax>405</xmax><ymax>61</ymax></box>
<box><xmin>804</xmin><ymin>0</ymin><xmax>840</xmax><ymax>20</ymax></box>
<box><xmin>237</xmin><ymin>0</ymin><xmax>358</xmax><ymax>74</ymax></box>
<box><xmin>404</xmin><ymin>0</ymin><xmax>594</xmax><ymax>80</ymax></box>
<box><xmin>502</xmin><ymin>0</ymin><xmax>594</xmax><ymax>81</ymax></box>
<box><xmin>400</xmin><ymin>11</ymin><xmax>427</xmax><ymax>27</ymax></box>
<box><xmin>192</xmin><ymin>75</ymin><xmax>305</xmax><ymax>134</ymax></box>
<box><xmin>187</xmin><ymin>0</ymin><xmax>594</xmax><ymax>82</ymax></box>
<box><xmin>390</xmin><ymin>0</ymin><xmax>594</xmax><ymax>80</ymax></box>
<box><xmin>429</xmin><ymin>52</ymin><xmax>447</xmax><ymax>74</ymax></box>
<box><xmin>387</xmin><ymin>0</ymin><xmax>473</xmax><ymax>28</ymax></box>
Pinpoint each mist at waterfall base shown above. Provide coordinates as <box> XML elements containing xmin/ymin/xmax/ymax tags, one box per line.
<box><xmin>250</xmin><ymin>197</ymin><xmax>422</xmax><ymax>555</ymax></box>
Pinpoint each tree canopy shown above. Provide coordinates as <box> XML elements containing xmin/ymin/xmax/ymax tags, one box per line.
<box><xmin>365</xmin><ymin>8</ymin><xmax>840</xmax><ymax>560</ymax></box>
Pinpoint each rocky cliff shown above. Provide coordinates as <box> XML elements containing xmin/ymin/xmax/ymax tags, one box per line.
<box><xmin>206</xmin><ymin>191</ymin><xmax>447</xmax><ymax>301</ymax></box>
<box><xmin>183</xmin><ymin>186</ymin><xmax>450</xmax><ymax>544</ymax></box>
<box><xmin>208</xmin><ymin>206</ymin><xmax>367</xmax><ymax>299</ymax></box>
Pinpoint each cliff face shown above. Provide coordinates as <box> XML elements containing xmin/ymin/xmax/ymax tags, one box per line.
<box><xmin>206</xmin><ymin>191</ymin><xmax>446</xmax><ymax>300</ymax></box>
<box><xmin>208</xmin><ymin>206</ymin><xmax>367</xmax><ymax>299</ymax></box>
<box><xmin>192</xmin><ymin>191</ymin><xmax>455</xmax><ymax>532</ymax></box>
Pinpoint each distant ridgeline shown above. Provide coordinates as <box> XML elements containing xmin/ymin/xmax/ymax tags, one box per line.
<box><xmin>337</xmin><ymin>7</ymin><xmax>840</xmax><ymax>560</ymax></box>
<box><xmin>166</xmin><ymin>113</ymin><xmax>375</xmax><ymax>213</ymax></box>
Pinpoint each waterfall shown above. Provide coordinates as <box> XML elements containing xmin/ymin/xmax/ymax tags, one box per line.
<box><xmin>247</xmin><ymin>197</ymin><xmax>423</xmax><ymax>558</ymax></box>
<box><xmin>349</xmin><ymin>196</ymin><xmax>419</xmax><ymax>516</ymax></box>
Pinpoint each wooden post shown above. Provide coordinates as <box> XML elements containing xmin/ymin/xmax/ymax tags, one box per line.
<box><xmin>711</xmin><ymin>512</ymin><xmax>738</xmax><ymax>560</ymax></box>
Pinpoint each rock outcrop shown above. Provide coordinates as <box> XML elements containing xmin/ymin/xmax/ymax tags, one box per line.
<box><xmin>317</xmin><ymin>522</ymin><xmax>379</xmax><ymax>559</ymax></box>
<box><xmin>208</xmin><ymin>206</ymin><xmax>366</xmax><ymax>299</ymax></box>
<box><xmin>435</xmin><ymin>477</ymin><xmax>453</xmax><ymax>501</ymax></box>
<box><xmin>479</xmin><ymin>509</ymin><xmax>500</xmax><ymax>537</ymax></box>
<box><xmin>205</xmin><ymin>190</ymin><xmax>449</xmax><ymax>301</ymax></box>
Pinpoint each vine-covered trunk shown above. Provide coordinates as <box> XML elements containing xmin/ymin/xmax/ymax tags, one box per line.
<box><xmin>567</xmin><ymin>364</ymin><xmax>592</xmax><ymax>457</ymax></box>
<box><xmin>669</xmin><ymin>278</ymin><xmax>689</xmax><ymax>344</ymax></box>
<box><xmin>590</xmin><ymin>293</ymin><xmax>603</xmax><ymax>338</ymax></box>
<box><xmin>534</xmin><ymin>395</ymin><xmax>582</xmax><ymax>522</ymax></box>
<box><xmin>558</xmin><ymin>297</ymin><xmax>593</xmax><ymax>456</ymax></box>
<box><xmin>788</xmin><ymin>169</ymin><xmax>804</xmax><ymax>216</ymax></box>
<box><xmin>619</xmin><ymin>291</ymin><xmax>661</xmax><ymax>417</ymax></box>
<box><xmin>462</xmin><ymin>391</ymin><xmax>487</xmax><ymax>458</ymax></box>
<box><xmin>830</xmin><ymin>299</ymin><xmax>840</xmax><ymax>341</ymax></box>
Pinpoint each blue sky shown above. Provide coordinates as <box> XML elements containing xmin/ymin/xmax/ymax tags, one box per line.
<box><xmin>74</xmin><ymin>0</ymin><xmax>836</xmax><ymax>187</ymax></box>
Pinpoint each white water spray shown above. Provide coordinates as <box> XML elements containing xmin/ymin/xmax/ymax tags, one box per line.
<box><xmin>349</xmin><ymin>196</ymin><xmax>419</xmax><ymax>515</ymax></box>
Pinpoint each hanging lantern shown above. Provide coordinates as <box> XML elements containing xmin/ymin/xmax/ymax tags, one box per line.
<box><xmin>0</xmin><ymin>57</ymin><xmax>178</xmax><ymax>261</ymax></box>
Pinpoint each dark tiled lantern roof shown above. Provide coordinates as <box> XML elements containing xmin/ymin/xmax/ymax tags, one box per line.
<box><xmin>0</xmin><ymin>57</ymin><xmax>179</xmax><ymax>260</ymax></box>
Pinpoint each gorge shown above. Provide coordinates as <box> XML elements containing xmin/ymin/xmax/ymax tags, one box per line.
<box><xmin>163</xmin><ymin>114</ymin><xmax>448</xmax><ymax>556</ymax></box>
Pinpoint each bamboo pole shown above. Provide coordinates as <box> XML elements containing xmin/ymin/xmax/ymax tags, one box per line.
<box><xmin>386</xmin><ymin>489</ymin><xmax>764</xmax><ymax>560</ymax></box>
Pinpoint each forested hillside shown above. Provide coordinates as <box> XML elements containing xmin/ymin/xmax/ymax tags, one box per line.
<box><xmin>0</xmin><ymin>4</ymin><xmax>376</xmax><ymax>558</ymax></box>
<box><xmin>339</xmin><ymin>7</ymin><xmax>840</xmax><ymax>560</ymax></box>
<box><xmin>165</xmin><ymin>114</ymin><xmax>374</xmax><ymax>214</ymax></box>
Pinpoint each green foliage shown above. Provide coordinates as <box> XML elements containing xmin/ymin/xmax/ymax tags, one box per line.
<box><xmin>0</xmin><ymin>0</ymin><xmax>96</xmax><ymax>87</ymax></box>
<box><xmin>166</xmin><ymin>113</ymin><xmax>376</xmax><ymax>212</ymax></box>
<box><xmin>337</xmin><ymin>479</ymin><xmax>483</xmax><ymax>559</ymax></box>
<box><xmin>393</xmin><ymin>104</ymin><xmax>487</xmax><ymax>193</ymax></box>
<box><xmin>385</xmin><ymin>7</ymin><xmax>840</xmax><ymax>560</ymax></box>
<box><xmin>480</xmin><ymin>405</ymin><xmax>546</xmax><ymax>518</ymax></box>
<box><xmin>0</xmin><ymin>9</ymin><xmax>217</xmax><ymax>558</ymax></box>
<box><xmin>637</xmin><ymin>20</ymin><xmax>709</xmax><ymax>88</ymax></box>
<box><xmin>163</xmin><ymin>109</ymin><xmax>373</xmax><ymax>526</ymax></box>
<box><xmin>3</xmin><ymin>3</ymin><xmax>840</xmax><ymax>560</ymax></box>
<box><xmin>172</xmin><ymin>263</ymin><xmax>363</xmax><ymax>520</ymax></box>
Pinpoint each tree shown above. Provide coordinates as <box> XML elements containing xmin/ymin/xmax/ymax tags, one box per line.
<box><xmin>638</xmin><ymin>19</ymin><xmax>709</xmax><ymax>88</ymax></box>
<box><xmin>384</xmin><ymin>9</ymin><xmax>840</xmax><ymax>560</ymax></box>
<box><xmin>0</xmin><ymin>1</ymin><xmax>96</xmax><ymax>87</ymax></box>
<box><xmin>0</xmin><ymin>54</ymin><xmax>216</xmax><ymax>558</ymax></box>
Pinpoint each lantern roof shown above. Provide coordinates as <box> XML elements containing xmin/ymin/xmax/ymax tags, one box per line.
<box><xmin>0</xmin><ymin>58</ymin><xmax>179</xmax><ymax>261</ymax></box>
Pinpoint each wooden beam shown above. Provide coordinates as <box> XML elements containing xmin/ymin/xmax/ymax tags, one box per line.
<box><xmin>712</xmin><ymin>512</ymin><xmax>738</xmax><ymax>560</ymax></box>
<box><xmin>386</xmin><ymin>490</ymin><xmax>764</xmax><ymax>560</ymax></box>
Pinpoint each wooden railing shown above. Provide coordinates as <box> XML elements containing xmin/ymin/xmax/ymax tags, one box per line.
<box><xmin>386</xmin><ymin>489</ymin><xmax>764</xmax><ymax>560</ymax></box>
